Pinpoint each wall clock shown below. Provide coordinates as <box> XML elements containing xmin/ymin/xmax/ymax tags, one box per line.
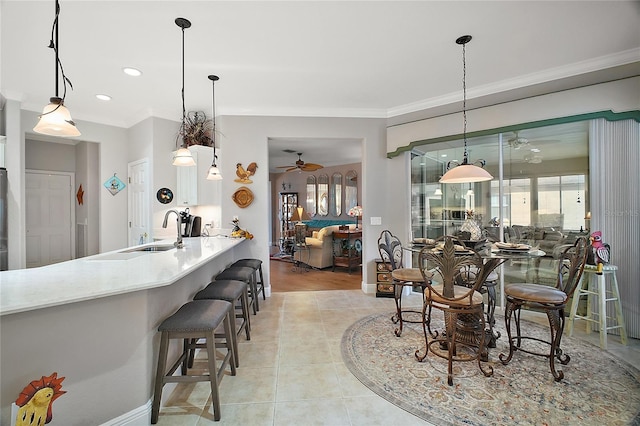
<box><xmin>156</xmin><ymin>188</ymin><xmax>174</xmax><ymax>204</ymax></box>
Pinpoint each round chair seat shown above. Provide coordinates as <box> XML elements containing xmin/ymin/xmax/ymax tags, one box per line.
<box><xmin>392</xmin><ymin>267</ymin><xmax>424</xmax><ymax>283</ymax></box>
<box><xmin>426</xmin><ymin>284</ymin><xmax>484</xmax><ymax>306</ymax></box>
<box><xmin>505</xmin><ymin>283</ymin><xmax>567</xmax><ymax>305</ymax></box>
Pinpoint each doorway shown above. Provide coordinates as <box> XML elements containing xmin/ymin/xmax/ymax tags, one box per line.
<box><xmin>25</xmin><ymin>170</ymin><xmax>74</xmax><ymax>267</ymax></box>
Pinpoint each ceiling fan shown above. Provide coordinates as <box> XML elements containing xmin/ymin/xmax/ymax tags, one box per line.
<box><xmin>277</xmin><ymin>152</ymin><xmax>324</xmax><ymax>172</ymax></box>
<box><xmin>508</xmin><ymin>131</ymin><xmax>529</xmax><ymax>150</ymax></box>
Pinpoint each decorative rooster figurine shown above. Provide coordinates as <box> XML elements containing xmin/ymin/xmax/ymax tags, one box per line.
<box><xmin>15</xmin><ymin>372</ymin><xmax>66</xmax><ymax>426</ymax></box>
<box><xmin>589</xmin><ymin>230</ymin><xmax>610</xmax><ymax>275</ymax></box>
<box><xmin>235</xmin><ymin>162</ymin><xmax>258</xmax><ymax>184</ymax></box>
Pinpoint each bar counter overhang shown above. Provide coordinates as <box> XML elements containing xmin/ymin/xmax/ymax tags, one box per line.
<box><xmin>0</xmin><ymin>236</ymin><xmax>248</xmax><ymax>425</ymax></box>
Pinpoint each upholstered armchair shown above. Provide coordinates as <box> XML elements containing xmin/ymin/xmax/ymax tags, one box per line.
<box><xmin>305</xmin><ymin>224</ymin><xmax>357</xmax><ymax>269</ymax></box>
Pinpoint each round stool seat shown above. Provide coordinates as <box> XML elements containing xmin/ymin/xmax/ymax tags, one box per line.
<box><xmin>159</xmin><ymin>300</ymin><xmax>231</xmax><ymax>332</ymax></box>
<box><xmin>195</xmin><ymin>280</ymin><xmax>246</xmax><ymax>302</ymax></box>
<box><xmin>231</xmin><ymin>259</ymin><xmax>262</xmax><ymax>269</ymax></box>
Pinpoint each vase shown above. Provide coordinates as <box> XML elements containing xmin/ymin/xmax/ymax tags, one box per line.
<box><xmin>460</xmin><ymin>218</ymin><xmax>482</xmax><ymax>241</ymax></box>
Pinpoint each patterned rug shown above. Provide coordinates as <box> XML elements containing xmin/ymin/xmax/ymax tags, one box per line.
<box><xmin>341</xmin><ymin>312</ymin><xmax>640</xmax><ymax>426</ymax></box>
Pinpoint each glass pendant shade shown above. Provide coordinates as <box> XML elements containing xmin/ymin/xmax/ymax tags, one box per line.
<box><xmin>173</xmin><ymin>147</ymin><xmax>195</xmax><ymax>166</ymax></box>
<box><xmin>206</xmin><ymin>164</ymin><xmax>222</xmax><ymax>180</ymax></box>
<box><xmin>33</xmin><ymin>98</ymin><xmax>81</xmax><ymax>137</ymax></box>
<box><xmin>440</xmin><ymin>164</ymin><xmax>493</xmax><ymax>183</ymax></box>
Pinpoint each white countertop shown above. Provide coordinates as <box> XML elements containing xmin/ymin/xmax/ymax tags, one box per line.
<box><xmin>0</xmin><ymin>237</ymin><xmax>245</xmax><ymax>316</ymax></box>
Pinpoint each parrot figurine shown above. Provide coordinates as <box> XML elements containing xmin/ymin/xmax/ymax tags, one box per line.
<box><xmin>589</xmin><ymin>230</ymin><xmax>610</xmax><ymax>275</ymax></box>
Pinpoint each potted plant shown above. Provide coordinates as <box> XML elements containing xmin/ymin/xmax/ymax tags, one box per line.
<box><xmin>179</xmin><ymin>111</ymin><xmax>213</xmax><ymax>147</ymax></box>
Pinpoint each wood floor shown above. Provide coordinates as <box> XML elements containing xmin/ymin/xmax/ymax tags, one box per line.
<box><xmin>269</xmin><ymin>257</ymin><xmax>362</xmax><ymax>292</ymax></box>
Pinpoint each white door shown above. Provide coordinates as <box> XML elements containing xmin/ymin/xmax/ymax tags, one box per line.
<box><xmin>128</xmin><ymin>159</ymin><xmax>150</xmax><ymax>246</ymax></box>
<box><xmin>25</xmin><ymin>171</ymin><xmax>74</xmax><ymax>267</ymax></box>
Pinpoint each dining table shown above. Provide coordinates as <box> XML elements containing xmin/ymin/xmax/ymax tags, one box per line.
<box><xmin>406</xmin><ymin>240</ymin><xmax>546</xmax><ymax>356</ymax></box>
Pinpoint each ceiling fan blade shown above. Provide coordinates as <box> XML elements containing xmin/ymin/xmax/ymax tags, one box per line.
<box><xmin>301</xmin><ymin>163</ymin><xmax>323</xmax><ymax>171</ymax></box>
<box><xmin>276</xmin><ymin>165</ymin><xmax>295</xmax><ymax>168</ymax></box>
<box><xmin>284</xmin><ymin>166</ymin><xmax>298</xmax><ymax>172</ymax></box>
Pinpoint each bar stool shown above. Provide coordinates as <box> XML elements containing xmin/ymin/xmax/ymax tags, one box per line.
<box><xmin>231</xmin><ymin>258</ymin><xmax>265</xmax><ymax>301</ymax></box>
<box><xmin>568</xmin><ymin>264</ymin><xmax>628</xmax><ymax>349</ymax></box>
<box><xmin>151</xmin><ymin>300</ymin><xmax>236</xmax><ymax>423</ymax></box>
<box><xmin>195</xmin><ymin>279</ymin><xmax>251</xmax><ymax>343</ymax></box>
<box><xmin>216</xmin><ymin>266</ymin><xmax>259</xmax><ymax>314</ymax></box>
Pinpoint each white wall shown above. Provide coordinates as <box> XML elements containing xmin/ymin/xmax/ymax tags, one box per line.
<box><xmin>218</xmin><ymin>115</ymin><xmax>388</xmax><ymax>293</ymax></box>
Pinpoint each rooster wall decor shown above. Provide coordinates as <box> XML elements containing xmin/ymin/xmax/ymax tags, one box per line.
<box><xmin>14</xmin><ymin>372</ymin><xmax>66</xmax><ymax>426</ymax></box>
<box><xmin>588</xmin><ymin>230</ymin><xmax>611</xmax><ymax>275</ymax></box>
<box><xmin>235</xmin><ymin>162</ymin><xmax>258</xmax><ymax>184</ymax></box>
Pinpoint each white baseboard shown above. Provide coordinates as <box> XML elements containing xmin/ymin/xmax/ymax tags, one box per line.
<box><xmin>100</xmin><ymin>400</ymin><xmax>151</xmax><ymax>426</ymax></box>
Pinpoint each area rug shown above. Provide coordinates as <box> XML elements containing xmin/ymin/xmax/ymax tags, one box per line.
<box><xmin>341</xmin><ymin>312</ymin><xmax>640</xmax><ymax>426</ymax></box>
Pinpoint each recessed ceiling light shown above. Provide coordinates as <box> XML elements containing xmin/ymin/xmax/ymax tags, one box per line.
<box><xmin>441</xmin><ymin>154</ymin><xmax>448</xmax><ymax>158</ymax></box>
<box><xmin>96</xmin><ymin>94</ymin><xmax>112</xmax><ymax>101</ymax></box>
<box><xmin>123</xmin><ymin>67</ymin><xmax>142</xmax><ymax>77</ymax></box>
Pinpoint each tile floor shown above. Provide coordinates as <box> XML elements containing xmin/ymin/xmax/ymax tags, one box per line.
<box><xmin>155</xmin><ymin>290</ymin><xmax>639</xmax><ymax>425</ymax></box>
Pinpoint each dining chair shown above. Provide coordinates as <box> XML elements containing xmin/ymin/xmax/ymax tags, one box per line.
<box><xmin>415</xmin><ymin>235</ymin><xmax>494</xmax><ymax>386</ymax></box>
<box><xmin>377</xmin><ymin>230</ymin><xmax>432</xmax><ymax>336</ymax></box>
<box><xmin>499</xmin><ymin>237</ymin><xmax>589</xmax><ymax>381</ymax></box>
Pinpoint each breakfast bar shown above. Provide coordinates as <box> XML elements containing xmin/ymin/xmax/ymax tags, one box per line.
<box><xmin>0</xmin><ymin>236</ymin><xmax>248</xmax><ymax>425</ymax></box>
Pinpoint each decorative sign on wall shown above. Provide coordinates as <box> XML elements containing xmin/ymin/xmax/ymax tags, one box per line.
<box><xmin>104</xmin><ymin>173</ymin><xmax>125</xmax><ymax>196</ymax></box>
<box><xmin>232</xmin><ymin>186</ymin><xmax>254</xmax><ymax>208</ymax></box>
<box><xmin>13</xmin><ymin>372</ymin><xmax>66</xmax><ymax>426</ymax></box>
<box><xmin>76</xmin><ymin>184</ymin><xmax>84</xmax><ymax>205</ymax></box>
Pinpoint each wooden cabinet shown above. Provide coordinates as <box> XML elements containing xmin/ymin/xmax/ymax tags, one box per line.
<box><xmin>332</xmin><ymin>230</ymin><xmax>362</xmax><ymax>274</ymax></box>
<box><xmin>375</xmin><ymin>258</ymin><xmax>394</xmax><ymax>298</ymax></box>
<box><xmin>176</xmin><ymin>146</ymin><xmax>221</xmax><ymax>207</ymax></box>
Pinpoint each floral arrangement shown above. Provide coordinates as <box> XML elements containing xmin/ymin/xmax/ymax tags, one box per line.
<box><xmin>348</xmin><ymin>205</ymin><xmax>363</xmax><ymax>217</ymax></box>
<box><xmin>180</xmin><ymin>111</ymin><xmax>213</xmax><ymax>147</ymax></box>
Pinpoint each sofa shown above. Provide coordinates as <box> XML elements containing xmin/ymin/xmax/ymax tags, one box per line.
<box><xmin>304</xmin><ymin>224</ymin><xmax>358</xmax><ymax>269</ymax></box>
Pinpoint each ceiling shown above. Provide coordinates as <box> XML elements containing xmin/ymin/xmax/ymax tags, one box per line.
<box><xmin>1</xmin><ymin>1</ymin><xmax>639</xmax><ymax>171</ymax></box>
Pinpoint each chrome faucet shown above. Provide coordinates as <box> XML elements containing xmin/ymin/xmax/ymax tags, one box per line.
<box><xmin>162</xmin><ymin>209</ymin><xmax>184</xmax><ymax>248</ymax></box>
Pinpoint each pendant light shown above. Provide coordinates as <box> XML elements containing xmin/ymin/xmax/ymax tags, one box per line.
<box><xmin>33</xmin><ymin>0</ymin><xmax>81</xmax><ymax>137</ymax></box>
<box><xmin>172</xmin><ymin>17</ymin><xmax>196</xmax><ymax>167</ymax></box>
<box><xmin>206</xmin><ymin>75</ymin><xmax>222</xmax><ymax>180</ymax></box>
<box><xmin>439</xmin><ymin>35</ymin><xmax>492</xmax><ymax>184</ymax></box>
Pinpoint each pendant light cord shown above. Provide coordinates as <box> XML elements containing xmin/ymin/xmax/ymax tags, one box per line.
<box><xmin>461</xmin><ymin>39</ymin><xmax>468</xmax><ymax>164</ymax></box>
<box><xmin>210</xmin><ymin>75</ymin><xmax>218</xmax><ymax>165</ymax></box>
<box><xmin>181</xmin><ymin>24</ymin><xmax>186</xmax><ymax>148</ymax></box>
<box><xmin>43</xmin><ymin>0</ymin><xmax>73</xmax><ymax>117</ymax></box>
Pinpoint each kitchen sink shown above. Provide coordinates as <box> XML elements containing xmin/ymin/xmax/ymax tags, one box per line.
<box><xmin>121</xmin><ymin>244</ymin><xmax>176</xmax><ymax>253</ymax></box>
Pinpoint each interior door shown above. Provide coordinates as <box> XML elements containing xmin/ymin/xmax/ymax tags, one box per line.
<box><xmin>128</xmin><ymin>159</ymin><xmax>150</xmax><ymax>246</ymax></box>
<box><xmin>25</xmin><ymin>171</ymin><xmax>74</xmax><ymax>267</ymax></box>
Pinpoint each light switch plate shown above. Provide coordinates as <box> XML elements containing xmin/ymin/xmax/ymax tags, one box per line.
<box><xmin>370</xmin><ymin>216</ymin><xmax>382</xmax><ymax>225</ymax></box>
